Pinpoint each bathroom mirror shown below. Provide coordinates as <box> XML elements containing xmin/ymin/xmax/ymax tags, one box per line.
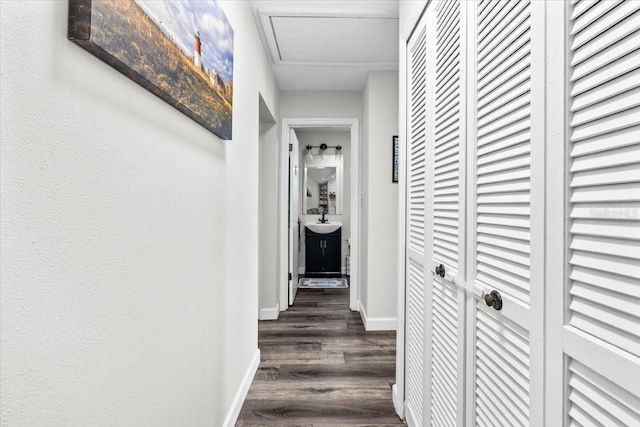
<box><xmin>303</xmin><ymin>157</ymin><xmax>343</xmax><ymax>215</ymax></box>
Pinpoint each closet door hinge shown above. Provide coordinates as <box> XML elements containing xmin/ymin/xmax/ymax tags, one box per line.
<box><xmin>289</xmin><ymin>143</ymin><xmax>293</xmax><ymax>152</ymax></box>
<box><xmin>288</xmin><ymin>272</ymin><xmax>292</xmax><ymax>280</ymax></box>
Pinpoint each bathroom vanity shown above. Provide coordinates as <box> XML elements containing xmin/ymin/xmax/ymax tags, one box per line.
<box><xmin>305</xmin><ymin>223</ymin><xmax>341</xmax><ymax>275</ymax></box>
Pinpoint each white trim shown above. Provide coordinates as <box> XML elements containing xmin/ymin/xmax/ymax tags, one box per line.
<box><xmin>259</xmin><ymin>303</ymin><xmax>280</xmax><ymax>321</ymax></box>
<box><xmin>359</xmin><ymin>301</ymin><xmax>397</xmax><ymax>331</ymax></box>
<box><xmin>392</xmin><ymin>384</ymin><xmax>404</xmax><ymax>420</ymax></box>
<box><xmin>528</xmin><ymin>2</ymin><xmax>548</xmax><ymax>425</ymax></box>
<box><xmin>393</xmin><ymin>48</ymin><xmax>407</xmax><ymax>417</ymax></box>
<box><xmin>279</xmin><ymin>118</ymin><xmax>360</xmax><ymax>312</ymax></box>
<box><xmin>400</xmin><ymin>1</ymin><xmax>428</xmax><ymax>41</ymax></box>
<box><xmin>288</xmin><ymin>129</ymin><xmax>301</xmax><ymax>306</ymax></box>
<box><xmin>393</xmin><ymin>0</ymin><xmax>417</xmax><ymax>418</ymax></box>
<box><xmin>545</xmin><ymin>2</ymin><xmax>568</xmax><ymax>426</ymax></box>
<box><xmin>221</xmin><ymin>349</ymin><xmax>260</xmax><ymax>427</ymax></box>
<box><xmin>348</xmin><ymin>119</ymin><xmax>360</xmax><ymax>312</ymax></box>
<box><xmin>457</xmin><ymin>2</ymin><xmax>470</xmax><ymax>424</ymax></box>
<box><xmin>298</xmin><ymin>267</ymin><xmax>305</xmax><ymax>275</ymax></box>
<box><xmin>422</xmin><ymin>9</ymin><xmax>437</xmax><ymax>424</ymax></box>
<box><xmin>457</xmin><ymin>0</ymin><xmax>469</xmax><ymax>294</ymax></box>
<box><xmin>463</xmin><ymin>2</ymin><xmax>479</xmax><ymax>425</ymax></box>
<box><xmin>279</xmin><ymin>119</ymin><xmax>288</xmax><ymax>311</ymax></box>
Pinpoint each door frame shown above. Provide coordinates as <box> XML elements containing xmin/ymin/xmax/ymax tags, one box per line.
<box><xmin>288</xmin><ymin>128</ymin><xmax>300</xmax><ymax>305</ymax></box>
<box><xmin>394</xmin><ymin>0</ymin><xmax>428</xmax><ymax>419</ymax></box>
<box><xmin>279</xmin><ymin>118</ymin><xmax>360</xmax><ymax>311</ymax></box>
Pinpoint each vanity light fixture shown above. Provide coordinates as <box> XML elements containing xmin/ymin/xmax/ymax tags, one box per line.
<box><xmin>305</xmin><ymin>143</ymin><xmax>342</xmax><ymax>158</ymax></box>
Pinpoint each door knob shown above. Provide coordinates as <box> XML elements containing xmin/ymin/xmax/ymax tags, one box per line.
<box><xmin>484</xmin><ymin>290</ymin><xmax>503</xmax><ymax>311</ymax></box>
<box><xmin>435</xmin><ymin>264</ymin><xmax>445</xmax><ymax>277</ymax></box>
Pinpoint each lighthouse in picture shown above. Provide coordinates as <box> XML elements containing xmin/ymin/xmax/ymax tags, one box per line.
<box><xmin>194</xmin><ymin>30</ymin><xmax>202</xmax><ymax>68</ymax></box>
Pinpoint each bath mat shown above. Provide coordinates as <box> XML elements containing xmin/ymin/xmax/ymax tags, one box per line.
<box><xmin>298</xmin><ymin>278</ymin><xmax>349</xmax><ymax>289</ymax></box>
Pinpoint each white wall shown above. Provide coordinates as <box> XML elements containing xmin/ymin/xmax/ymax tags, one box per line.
<box><xmin>361</xmin><ymin>71</ymin><xmax>399</xmax><ymax>324</ymax></box>
<box><xmin>280</xmin><ymin>91</ymin><xmax>363</xmax><ymax>120</ymax></box>
<box><xmin>296</xmin><ymin>131</ymin><xmax>351</xmax><ymax>273</ymax></box>
<box><xmin>0</xmin><ymin>1</ymin><xmax>279</xmax><ymax>426</ymax></box>
<box><xmin>258</xmin><ymin>112</ymin><xmax>279</xmax><ymax>317</ymax></box>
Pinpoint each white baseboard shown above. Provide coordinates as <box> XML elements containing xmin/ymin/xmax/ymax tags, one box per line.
<box><xmin>392</xmin><ymin>383</ymin><xmax>404</xmax><ymax>419</ymax></box>
<box><xmin>259</xmin><ymin>302</ymin><xmax>280</xmax><ymax>320</ymax></box>
<box><xmin>358</xmin><ymin>302</ymin><xmax>397</xmax><ymax>331</ymax></box>
<box><xmin>221</xmin><ymin>349</ymin><xmax>260</xmax><ymax>427</ymax></box>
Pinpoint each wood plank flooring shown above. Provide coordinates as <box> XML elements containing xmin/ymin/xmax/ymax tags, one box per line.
<box><xmin>236</xmin><ymin>288</ymin><xmax>405</xmax><ymax>426</ymax></box>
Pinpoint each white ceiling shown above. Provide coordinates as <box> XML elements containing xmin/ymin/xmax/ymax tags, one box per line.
<box><xmin>249</xmin><ymin>1</ymin><xmax>399</xmax><ymax>91</ymax></box>
<box><xmin>307</xmin><ymin>166</ymin><xmax>336</xmax><ymax>185</ymax></box>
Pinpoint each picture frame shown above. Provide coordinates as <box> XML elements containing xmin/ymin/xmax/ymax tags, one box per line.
<box><xmin>68</xmin><ymin>0</ymin><xmax>234</xmax><ymax>140</ymax></box>
<box><xmin>392</xmin><ymin>135</ymin><xmax>399</xmax><ymax>183</ymax></box>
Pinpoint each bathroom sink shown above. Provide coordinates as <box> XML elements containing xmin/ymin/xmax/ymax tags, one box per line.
<box><xmin>306</xmin><ymin>222</ymin><xmax>342</xmax><ymax>234</ymax></box>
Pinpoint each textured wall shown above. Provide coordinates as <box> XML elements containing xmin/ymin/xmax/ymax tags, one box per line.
<box><xmin>280</xmin><ymin>91</ymin><xmax>363</xmax><ymax>120</ymax></box>
<box><xmin>0</xmin><ymin>1</ymin><xmax>278</xmax><ymax>425</ymax></box>
<box><xmin>361</xmin><ymin>71</ymin><xmax>399</xmax><ymax>320</ymax></box>
<box><xmin>258</xmin><ymin>116</ymin><xmax>280</xmax><ymax>315</ymax></box>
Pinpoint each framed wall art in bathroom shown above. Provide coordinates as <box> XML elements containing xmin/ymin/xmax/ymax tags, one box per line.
<box><xmin>68</xmin><ymin>0</ymin><xmax>234</xmax><ymax>140</ymax></box>
<box><xmin>392</xmin><ymin>135</ymin><xmax>399</xmax><ymax>183</ymax></box>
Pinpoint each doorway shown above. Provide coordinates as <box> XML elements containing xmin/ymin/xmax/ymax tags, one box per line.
<box><xmin>279</xmin><ymin>118</ymin><xmax>360</xmax><ymax>311</ymax></box>
<box><xmin>257</xmin><ymin>94</ymin><xmax>279</xmax><ymax>320</ymax></box>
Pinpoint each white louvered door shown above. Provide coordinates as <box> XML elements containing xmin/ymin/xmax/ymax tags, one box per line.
<box><xmin>405</xmin><ymin>1</ymin><xmax>544</xmax><ymax>425</ymax></box>
<box><xmin>564</xmin><ymin>0</ymin><xmax>640</xmax><ymax>424</ymax></box>
<box><xmin>425</xmin><ymin>0</ymin><xmax>466</xmax><ymax>426</ymax></box>
<box><xmin>467</xmin><ymin>0</ymin><xmax>545</xmax><ymax>425</ymax></box>
<box><xmin>400</xmin><ymin>0</ymin><xmax>640</xmax><ymax>425</ymax></box>
<box><xmin>405</xmin><ymin>9</ymin><xmax>429</xmax><ymax>427</ymax></box>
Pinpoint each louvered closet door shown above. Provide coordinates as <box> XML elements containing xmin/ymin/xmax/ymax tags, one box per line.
<box><xmin>564</xmin><ymin>1</ymin><xmax>640</xmax><ymax>424</ymax></box>
<box><xmin>469</xmin><ymin>1</ymin><xmax>544</xmax><ymax>425</ymax></box>
<box><xmin>405</xmin><ymin>10</ymin><xmax>429</xmax><ymax>427</ymax></box>
<box><xmin>424</xmin><ymin>0</ymin><xmax>466</xmax><ymax>426</ymax></box>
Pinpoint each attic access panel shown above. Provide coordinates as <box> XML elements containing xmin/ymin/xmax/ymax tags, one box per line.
<box><xmin>270</xmin><ymin>16</ymin><xmax>398</xmax><ymax>64</ymax></box>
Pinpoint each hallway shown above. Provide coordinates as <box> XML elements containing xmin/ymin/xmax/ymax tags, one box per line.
<box><xmin>236</xmin><ymin>288</ymin><xmax>404</xmax><ymax>426</ymax></box>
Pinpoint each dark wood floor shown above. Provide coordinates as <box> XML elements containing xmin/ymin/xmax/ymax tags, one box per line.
<box><xmin>236</xmin><ymin>288</ymin><xmax>405</xmax><ymax>426</ymax></box>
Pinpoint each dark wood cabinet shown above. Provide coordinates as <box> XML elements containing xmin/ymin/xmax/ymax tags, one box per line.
<box><xmin>305</xmin><ymin>228</ymin><xmax>341</xmax><ymax>275</ymax></box>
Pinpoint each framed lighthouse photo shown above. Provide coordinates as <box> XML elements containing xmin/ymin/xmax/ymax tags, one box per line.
<box><xmin>68</xmin><ymin>0</ymin><xmax>234</xmax><ymax>140</ymax></box>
